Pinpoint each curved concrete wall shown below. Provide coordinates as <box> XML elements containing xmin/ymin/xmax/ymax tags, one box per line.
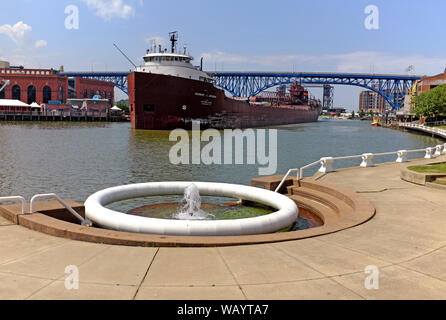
<box><xmin>84</xmin><ymin>182</ymin><xmax>298</xmax><ymax>236</ymax></box>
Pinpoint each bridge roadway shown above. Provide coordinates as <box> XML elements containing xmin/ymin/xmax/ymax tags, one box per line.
<box><xmin>61</xmin><ymin>71</ymin><xmax>422</xmax><ymax>109</ymax></box>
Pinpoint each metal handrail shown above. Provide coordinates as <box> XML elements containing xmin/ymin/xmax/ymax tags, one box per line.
<box><xmin>0</xmin><ymin>196</ymin><xmax>26</xmax><ymax>215</ymax></box>
<box><xmin>30</xmin><ymin>193</ymin><xmax>92</xmax><ymax>226</ymax></box>
<box><xmin>275</xmin><ymin>142</ymin><xmax>446</xmax><ymax>192</ymax></box>
<box><xmin>274</xmin><ymin>168</ymin><xmax>299</xmax><ymax>193</ymax></box>
<box><xmin>399</xmin><ymin>122</ymin><xmax>446</xmax><ymax>137</ymax></box>
<box><xmin>298</xmin><ymin>160</ymin><xmax>323</xmax><ymax>180</ymax></box>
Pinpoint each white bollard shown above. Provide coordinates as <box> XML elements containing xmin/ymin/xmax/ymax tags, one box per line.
<box><xmin>425</xmin><ymin>147</ymin><xmax>435</xmax><ymax>159</ymax></box>
<box><xmin>360</xmin><ymin>153</ymin><xmax>374</xmax><ymax>167</ymax></box>
<box><xmin>396</xmin><ymin>150</ymin><xmax>408</xmax><ymax>163</ymax></box>
<box><xmin>435</xmin><ymin>145</ymin><xmax>444</xmax><ymax>156</ymax></box>
<box><xmin>318</xmin><ymin>157</ymin><xmax>334</xmax><ymax>173</ymax></box>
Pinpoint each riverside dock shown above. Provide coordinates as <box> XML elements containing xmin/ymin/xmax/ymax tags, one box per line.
<box><xmin>398</xmin><ymin>121</ymin><xmax>446</xmax><ymax>140</ymax></box>
<box><xmin>0</xmin><ymin>111</ymin><xmax>129</xmax><ymax>122</ymax></box>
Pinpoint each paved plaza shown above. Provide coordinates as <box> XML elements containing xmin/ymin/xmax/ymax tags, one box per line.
<box><xmin>1</xmin><ymin>155</ymin><xmax>446</xmax><ymax>300</ymax></box>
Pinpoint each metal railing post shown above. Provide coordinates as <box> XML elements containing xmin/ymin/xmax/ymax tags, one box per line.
<box><xmin>360</xmin><ymin>153</ymin><xmax>374</xmax><ymax>167</ymax></box>
<box><xmin>0</xmin><ymin>196</ymin><xmax>26</xmax><ymax>215</ymax></box>
<box><xmin>435</xmin><ymin>145</ymin><xmax>444</xmax><ymax>156</ymax></box>
<box><xmin>30</xmin><ymin>193</ymin><xmax>92</xmax><ymax>226</ymax></box>
<box><xmin>318</xmin><ymin>157</ymin><xmax>334</xmax><ymax>173</ymax></box>
<box><xmin>424</xmin><ymin>147</ymin><xmax>435</xmax><ymax>159</ymax></box>
<box><xmin>396</xmin><ymin>150</ymin><xmax>408</xmax><ymax>163</ymax></box>
<box><xmin>274</xmin><ymin>169</ymin><xmax>299</xmax><ymax>193</ymax></box>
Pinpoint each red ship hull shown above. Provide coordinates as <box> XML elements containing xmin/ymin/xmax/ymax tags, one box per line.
<box><xmin>129</xmin><ymin>72</ymin><xmax>321</xmax><ymax>130</ymax></box>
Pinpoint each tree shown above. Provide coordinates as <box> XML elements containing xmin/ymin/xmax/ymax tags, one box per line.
<box><xmin>359</xmin><ymin>110</ymin><xmax>365</xmax><ymax>118</ymax></box>
<box><xmin>348</xmin><ymin>111</ymin><xmax>356</xmax><ymax>119</ymax></box>
<box><xmin>414</xmin><ymin>84</ymin><xmax>446</xmax><ymax>119</ymax></box>
<box><xmin>117</xmin><ymin>102</ymin><xmax>129</xmax><ymax>113</ymax></box>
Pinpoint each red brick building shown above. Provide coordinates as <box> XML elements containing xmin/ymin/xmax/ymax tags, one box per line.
<box><xmin>0</xmin><ymin>62</ymin><xmax>114</xmax><ymax>105</ymax></box>
<box><xmin>417</xmin><ymin>68</ymin><xmax>446</xmax><ymax>94</ymax></box>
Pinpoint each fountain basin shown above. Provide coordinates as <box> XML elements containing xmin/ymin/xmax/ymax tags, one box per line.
<box><xmin>84</xmin><ymin>182</ymin><xmax>298</xmax><ymax>236</ymax></box>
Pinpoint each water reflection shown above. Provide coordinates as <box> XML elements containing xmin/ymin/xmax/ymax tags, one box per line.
<box><xmin>0</xmin><ymin>120</ymin><xmax>443</xmax><ymax>212</ymax></box>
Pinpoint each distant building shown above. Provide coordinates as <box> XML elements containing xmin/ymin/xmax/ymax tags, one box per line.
<box><xmin>358</xmin><ymin>90</ymin><xmax>391</xmax><ymax>114</ymax></box>
<box><xmin>417</xmin><ymin>68</ymin><xmax>446</xmax><ymax>94</ymax></box>
<box><xmin>322</xmin><ymin>107</ymin><xmax>346</xmax><ymax>115</ymax></box>
<box><xmin>0</xmin><ymin>61</ymin><xmax>114</xmax><ymax>105</ymax></box>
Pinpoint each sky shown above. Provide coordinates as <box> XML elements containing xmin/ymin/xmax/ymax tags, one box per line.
<box><xmin>0</xmin><ymin>0</ymin><xmax>445</xmax><ymax>110</ymax></box>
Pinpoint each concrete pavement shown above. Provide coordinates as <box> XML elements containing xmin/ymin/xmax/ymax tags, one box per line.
<box><xmin>1</xmin><ymin>155</ymin><xmax>446</xmax><ymax>300</ymax></box>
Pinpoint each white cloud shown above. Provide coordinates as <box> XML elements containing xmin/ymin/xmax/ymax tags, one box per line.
<box><xmin>201</xmin><ymin>50</ymin><xmax>446</xmax><ymax>76</ymax></box>
<box><xmin>0</xmin><ymin>21</ymin><xmax>32</xmax><ymax>45</ymax></box>
<box><xmin>35</xmin><ymin>40</ymin><xmax>48</xmax><ymax>48</ymax></box>
<box><xmin>82</xmin><ymin>0</ymin><xmax>135</xmax><ymax>20</ymax></box>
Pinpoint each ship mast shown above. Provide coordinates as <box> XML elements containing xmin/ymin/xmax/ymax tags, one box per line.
<box><xmin>169</xmin><ymin>31</ymin><xmax>178</xmax><ymax>54</ymax></box>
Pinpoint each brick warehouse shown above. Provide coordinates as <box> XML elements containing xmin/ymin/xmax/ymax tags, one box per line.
<box><xmin>0</xmin><ymin>61</ymin><xmax>114</xmax><ymax>105</ymax></box>
<box><xmin>417</xmin><ymin>68</ymin><xmax>446</xmax><ymax>94</ymax></box>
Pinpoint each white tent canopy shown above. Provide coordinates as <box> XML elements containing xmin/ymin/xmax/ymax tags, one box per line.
<box><xmin>30</xmin><ymin>102</ymin><xmax>41</xmax><ymax>108</ymax></box>
<box><xmin>111</xmin><ymin>106</ymin><xmax>122</xmax><ymax>111</ymax></box>
<box><xmin>0</xmin><ymin>99</ymin><xmax>30</xmax><ymax>108</ymax></box>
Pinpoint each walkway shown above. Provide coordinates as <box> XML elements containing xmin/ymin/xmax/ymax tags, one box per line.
<box><xmin>399</xmin><ymin>122</ymin><xmax>446</xmax><ymax>139</ymax></box>
<box><xmin>1</xmin><ymin>155</ymin><xmax>446</xmax><ymax>300</ymax></box>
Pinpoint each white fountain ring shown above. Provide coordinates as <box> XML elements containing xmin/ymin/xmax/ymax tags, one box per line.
<box><xmin>84</xmin><ymin>182</ymin><xmax>299</xmax><ymax>236</ymax></box>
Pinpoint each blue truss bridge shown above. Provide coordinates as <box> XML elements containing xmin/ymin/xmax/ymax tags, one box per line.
<box><xmin>60</xmin><ymin>71</ymin><xmax>130</xmax><ymax>95</ymax></box>
<box><xmin>61</xmin><ymin>71</ymin><xmax>422</xmax><ymax>110</ymax></box>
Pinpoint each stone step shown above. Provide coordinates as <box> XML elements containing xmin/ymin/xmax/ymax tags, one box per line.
<box><xmin>287</xmin><ymin>194</ymin><xmax>332</xmax><ymax>226</ymax></box>
<box><xmin>289</xmin><ymin>186</ymin><xmax>354</xmax><ymax>218</ymax></box>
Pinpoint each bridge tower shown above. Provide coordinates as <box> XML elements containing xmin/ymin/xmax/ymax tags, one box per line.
<box><xmin>323</xmin><ymin>85</ymin><xmax>334</xmax><ymax>110</ymax></box>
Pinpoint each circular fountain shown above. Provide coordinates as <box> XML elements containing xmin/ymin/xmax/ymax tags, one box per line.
<box><xmin>84</xmin><ymin>182</ymin><xmax>298</xmax><ymax>236</ymax></box>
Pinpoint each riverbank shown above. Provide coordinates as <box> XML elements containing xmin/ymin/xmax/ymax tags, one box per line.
<box><xmin>0</xmin><ymin>111</ymin><xmax>129</xmax><ymax>123</ymax></box>
<box><xmin>397</xmin><ymin>122</ymin><xmax>446</xmax><ymax>140</ymax></box>
<box><xmin>0</xmin><ymin>154</ymin><xmax>445</xmax><ymax>299</ymax></box>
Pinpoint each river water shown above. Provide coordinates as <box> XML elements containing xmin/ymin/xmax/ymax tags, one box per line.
<box><xmin>0</xmin><ymin>119</ymin><xmax>442</xmax><ymax>211</ymax></box>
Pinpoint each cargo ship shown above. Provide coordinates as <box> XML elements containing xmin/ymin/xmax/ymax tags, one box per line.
<box><xmin>129</xmin><ymin>33</ymin><xmax>322</xmax><ymax>130</ymax></box>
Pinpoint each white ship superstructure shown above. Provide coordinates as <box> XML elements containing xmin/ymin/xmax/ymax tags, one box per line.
<box><xmin>135</xmin><ymin>32</ymin><xmax>212</xmax><ymax>82</ymax></box>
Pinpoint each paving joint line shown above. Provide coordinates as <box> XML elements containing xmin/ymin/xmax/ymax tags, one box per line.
<box><xmin>132</xmin><ymin>247</ymin><xmax>160</xmax><ymax>300</ymax></box>
<box><xmin>216</xmin><ymin>247</ymin><xmax>248</xmax><ymax>300</ymax></box>
<box><xmin>272</xmin><ymin>244</ymin><xmax>367</xmax><ymax>300</ymax></box>
<box><xmin>24</xmin><ymin>244</ymin><xmax>113</xmax><ymax>300</ymax></box>
<box><xmin>0</xmin><ymin>242</ymin><xmax>69</xmax><ymax>267</ymax></box>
